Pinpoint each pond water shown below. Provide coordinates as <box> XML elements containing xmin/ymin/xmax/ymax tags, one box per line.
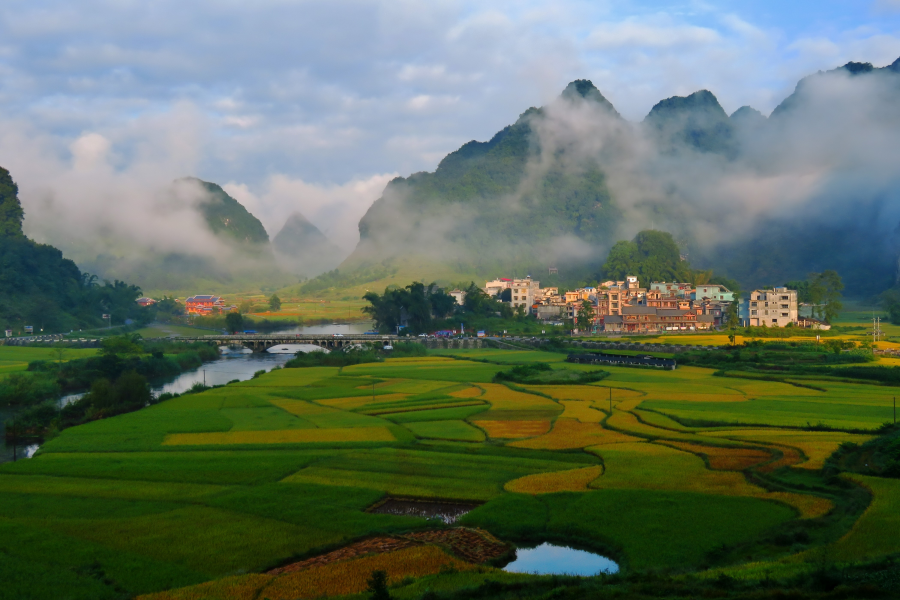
<box><xmin>370</xmin><ymin>498</ymin><xmax>481</xmax><ymax>524</ymax></box>
<box><xmin>503</xmin><ymin>543</ymin><xmax>619</xmax><ymax>576</ymax></box>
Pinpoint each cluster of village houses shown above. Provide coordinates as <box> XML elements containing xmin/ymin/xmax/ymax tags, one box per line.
<box><xmin>452</xmin><ymin>276</ymin><xmax>831</xmax><ymax>333</ymax></box>
<box><xmin>137</xmin><ymin>280</ymin><xmax>830</xmax><ymax>335</ymax></box>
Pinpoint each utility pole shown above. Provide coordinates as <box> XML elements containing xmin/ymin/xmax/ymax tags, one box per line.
<box><xmin>203</xmin><ymin>370</ymin><xmax>206</xmax><ymax>386</ymax></box>
<box><xmin>874</xmin><ymin>317</ymin><xmax>883</xmax><ymax>345</ymax></box>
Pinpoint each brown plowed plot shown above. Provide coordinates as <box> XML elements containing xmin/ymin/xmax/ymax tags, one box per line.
<box><xmin>660</xmin><ymin>441</ymin><xmax>773</xmax><ymax>471</ymax></box>
<box><xmin>476</xmin><ymin>420</ymin><xmax>551</xmax><ymax>439</ymax></box>
<box><xmin>268</xmin><ymin>537</ymin><xmax>418</xmax><ymax>575</ymax></box>
<box><xmin>404</xmin><ymin>528</ymin><xmax>508</xmax><ymax>563</ymax></box>
<box><xmin>756</xmin><ymin>445</ymin><xmax>805</xmax><ymax>472</ymax></box>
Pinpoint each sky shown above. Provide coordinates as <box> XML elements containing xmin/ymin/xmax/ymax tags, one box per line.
<box><xmin>1</xmin><ymin>0</ymin><xmax>899</xmax><ymax>248</ymax></box>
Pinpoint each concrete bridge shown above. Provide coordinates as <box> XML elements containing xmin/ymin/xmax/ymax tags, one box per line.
<box><xmin>153</xmin><ymin>334</ymin><xmax>484</xmax><ymax>352</ymax></box>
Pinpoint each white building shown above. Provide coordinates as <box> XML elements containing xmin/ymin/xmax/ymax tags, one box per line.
<box><xmin>748</xmin><ymin>287</ymin><xmax>798</xmax><ymax>327</ymax></box>
<box><xmin>448</xmin><ymin>289</ymin><xmax>467</xmax><ymax>305</ymax></box>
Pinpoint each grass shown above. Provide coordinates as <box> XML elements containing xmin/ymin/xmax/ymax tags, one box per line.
<box><xmin>0</xmin><ymin>345</ymin><xmax>99</xmax><ymax>375</ymax></box>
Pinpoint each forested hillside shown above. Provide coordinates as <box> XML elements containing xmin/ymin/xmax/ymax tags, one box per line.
<box><xmin>0</xmin><ymin>167</ymin><xmax>145</xmax><ymax>333</ymax></box>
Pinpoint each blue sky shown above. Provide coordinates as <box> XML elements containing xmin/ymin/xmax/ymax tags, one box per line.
<box><xmin>1</xmin><ymin>0</ymin><xmax>898</xmax><ymax>245</ymax></box>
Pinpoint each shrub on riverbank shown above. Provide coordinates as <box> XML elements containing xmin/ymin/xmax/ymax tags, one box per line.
<box><xmin>494</xmin><ymin>362</ymin><xmax>609</xmax><ymax>385</ymax></box>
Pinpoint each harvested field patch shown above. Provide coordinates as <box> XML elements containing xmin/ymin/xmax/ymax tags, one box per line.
<box><xmin>756</xmin><ymin>445</ymin><xmax>805</xmax><ymax>472</ymax></box>
<box><xmin>476</xmin><ymin>420</ymin><xmax>551</xmax><ymax>439</ymax></box>
<box><xmin>404</xmin><ymin>528</ymin><xmax>508</xmax><ymax>563</ymax></box>
<box><xmin>505</xmin><ymin>465</ymin><xmax>603</xmax><ymax>494</ymax></box>
<box><xmin>470</xmin><ymin>409</ymin><xmax>560</xmax><ymax>421</ymax></box>
<box><xmin>162</xmin><ymin>426</ymin><xmax>396</xmax><ymax>446</ymax></box>
<box><xmin>509</xmin><ymin>419</ymin><xmax>640</xmax><ymax>450</ymax></box>
<box><xmin>707</xmin><ymin>429</ymin><xmax>875</xmax><ymax>470</ymax></box>
<box><xmin>659</xmin><ymin>441</ymin><xmax>773</xmax><ymax>471</ymax></box>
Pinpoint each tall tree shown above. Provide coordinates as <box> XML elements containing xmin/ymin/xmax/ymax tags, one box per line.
<box><xmin>268</xmin><ymin>294</ymin><xmax>282</xmax><ymax>312</ymax></box>
<box><xmin>602</xmin><ymin>230</ymin><xmax>691</xmax><ymax>286</ymax></box>
<box><xmin>807</xmin><ymin>270</ymin><xmax>844</xmax><ymax>323</ymax></box>
<box><xmin>575</xmin><ymin>299</ymin><xmax>594</xmax><ymax>332</ymax></box>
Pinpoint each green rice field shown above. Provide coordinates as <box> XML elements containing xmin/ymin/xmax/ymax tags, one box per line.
<box><xmin>2</xmin><ymin>347</ymin><xmax>900</xmax><ymax>599</ymax></box>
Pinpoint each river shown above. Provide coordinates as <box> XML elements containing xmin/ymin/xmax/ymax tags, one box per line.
<box><xmin>1</xmin><ymin>322</ymin><xmax>374</xmax><ymax>464</ymax></box>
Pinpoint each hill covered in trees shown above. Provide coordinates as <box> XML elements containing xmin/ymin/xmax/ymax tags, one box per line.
<box><xmin>0</xmin><ymin>167</ymin><xmax>146</xmax><ymax>333</ymax></box>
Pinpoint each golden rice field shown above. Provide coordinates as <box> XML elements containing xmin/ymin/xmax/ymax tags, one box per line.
<box><xmin>509</xmin><ymin>418</ymin><xmax>640</xmax><ymax>450</ymax></box>
<box><xmin>475</xmin><ymin>420</ymin><xmax>552</xmax><ymax>439</ymax></box>
<box><xmin>449</xmin><ymin>386</ymin><xmax>484</xmax><ymax>398</ymax></box>
<box><xmin>558</xmin><ymin>400</ymin><xmax>606</xmax><ymax>422</ymax></box>
<box><xmin>505</xmin><ymin>465</ymin><xmax>604</xmax><ymax>494</ymax></box>
<box><xmin>479</xmin><ymin>383</ymin><xmax>561</xmax><ymax>411</ymax></box>
<box><xmin>163</xmin><ymin>426</ymin><xmax>396</xmax><ymax>446</ymax></box>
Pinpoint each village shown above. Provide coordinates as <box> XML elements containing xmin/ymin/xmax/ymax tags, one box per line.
<box><xmin>469</xmin><ymin>276</ymin><xmax>831</xmax><ymax>334</ymax></box>
<box><xmin>130</xmin><ymin>277</ymin><xmax>833</xmax><ymax>339</ymax></box>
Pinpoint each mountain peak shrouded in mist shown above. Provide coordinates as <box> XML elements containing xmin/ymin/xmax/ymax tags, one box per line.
<box><xmin>771</xmin><ymin>56</ymin><xmax>900</xmax><ymax>119</ymax></box>
<box><xmin>561</xmin><ymin>80</ymin><xmax>620</xmax><ymax>117</ymax></box>
<box><xmin>272</xmin><ymin>212</ymin><xmax>343</xmax><ymax>277</ymax></box>
<box><xmin>643</xmin><ymin>90</ymin><xmax>735</xmax><ymax>155</ymax></box>
<box><xmin>181</xmin><ymin>177</ymin><xmax>270</xmax><ymax>245</ymax></box>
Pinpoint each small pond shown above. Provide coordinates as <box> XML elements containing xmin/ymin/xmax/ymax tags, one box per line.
<box><xmin>370</xmin><ymin>498</ymin><xmax>481</xmax><ymax>524</ymax></box>
<box><xmin>503</xmin><ymin>543</ymin><xmax>619</xmax><ymax>576</ymax></box>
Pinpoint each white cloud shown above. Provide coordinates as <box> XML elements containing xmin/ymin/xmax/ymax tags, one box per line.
<box><xmin>587</xmin><ymin>19</ymin><xmax>720</xmax><ymax>49</ymax></box>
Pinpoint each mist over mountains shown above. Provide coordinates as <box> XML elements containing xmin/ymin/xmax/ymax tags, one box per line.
<box><xmin>344</xmin><ymin>57</ymin><xmax>900</xmax><ymax>296</ymax></box>
<box><xmin>40</xmin><ymin>177</ymin><xmax>343</xmax><ymax>294</ymax></box>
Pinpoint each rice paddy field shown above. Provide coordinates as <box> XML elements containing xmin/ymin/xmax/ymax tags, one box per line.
<box><xmin>3</xmin><ymin>346</ymin><xmax>900</xmax><ymax>599</ymax></box>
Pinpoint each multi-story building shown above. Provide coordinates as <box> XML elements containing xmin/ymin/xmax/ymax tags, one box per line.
<box><xmin>650</xmin><ymin>282</ymin><xmax>694</xmax><ymax>298</ymax></box>
<box><xmin>484</xmin><ymin>277</ymin><xmax>541</xmax><ymax>312</ymax></box>
<box><xmin>692</xmin><ymin>284</ymin><xmax>735</xmax><ymax>302</ymax></box>
<box><xmin>747</xmin><ymin>288</ymin><xmax>798</xmax><ymax>327</ymax></box>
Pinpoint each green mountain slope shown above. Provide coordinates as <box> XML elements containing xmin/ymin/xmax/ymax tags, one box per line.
<box><xmin>187</xmin><ymin>178</ymin><xmax>269</xmax><ymax>245</ymax></box>
<box><xmin>0</xmin><ymin>167</ymin><xmax>144</xmax><ymax>332</ymax></box>
<box><xmin>348</xmin><ymin>80</ymin><xmax>621</xmax><ymax>287</ymax></box>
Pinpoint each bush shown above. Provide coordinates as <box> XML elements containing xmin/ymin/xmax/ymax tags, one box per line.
<box><xmin>494</xmin><ymin>363</ymin><xmax>609</xmax><ymax>385</ymax></box>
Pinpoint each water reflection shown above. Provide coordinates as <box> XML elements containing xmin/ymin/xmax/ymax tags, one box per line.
<box><xmin>503</xmin><ymin>543</ymin><xmax>619</xmax><ymax>576</ymax></box>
